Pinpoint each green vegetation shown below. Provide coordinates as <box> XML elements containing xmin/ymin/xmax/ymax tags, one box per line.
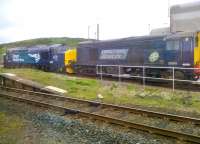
<box><xmin>0</xmin><ymin>47</ymin><xmax>6</xmax><ymax>64</ymax></box>
<box><xmin>0</xmin><ymin>47</ymin><xmax>6</xmax><ymax>55</ymax></box>
<box><xmin>0</xmin><ymin>113</ymin><xmax>23</xmax><ymax>134</ymax></box>
<box><xmin>0</xmin><ymin>112</ymin><xmax>24</xmax><ymax>144</ymax></box>
<box><xmin>1</xmin><ymin>68</ymin><xmax>200</xmax><ymax>114</ymax></box>
<box><xmin>0</xmin><ymin>37</ymin><xmax>88</xmax><ymax>48</ymax></box>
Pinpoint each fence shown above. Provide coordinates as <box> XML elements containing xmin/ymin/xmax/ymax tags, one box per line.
<box><xmin>96</xmin><ymin>65</ymin><xmax>200</xmax><ymax>91</ymax></box>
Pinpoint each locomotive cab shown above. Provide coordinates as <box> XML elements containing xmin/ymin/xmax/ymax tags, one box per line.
<box><xmin>165</xmin><ymin>32</ymin><xmax>200</xmax><ymax>80</ymax></box>
<box><xmin>166</xmin><ymin>33</ymin><xmax>194</xmax><ymax>67</ymax></box>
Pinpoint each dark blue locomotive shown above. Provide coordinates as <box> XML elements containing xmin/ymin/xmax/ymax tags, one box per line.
<box><xmin>3</xmin><ymin>32</ymin><xmax>200</xmax><ymax>81</ymax></box>
<box><xmin>75</xmin><ymin>35</ymin><xmax>167</xmax><ymax>77</ymax></box>
<box><xmin>4</xmin><ymin>44</ymin><xmax>67</xmax><ymax>72</ymax></box>
<box><xmin>74</xmin><ymin>32</ymin><xmax>200</xmax><ymax>80</ymax></box>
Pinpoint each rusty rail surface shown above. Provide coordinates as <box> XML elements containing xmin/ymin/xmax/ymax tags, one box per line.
<box><xmin>0</xmin><ymin>87</ymin><xmax>200</xmax><ymax>143</ymax></box>
<box><xmin>1</xmin><ymin>86</ymin><xmax>200</xmax><ymax>124</ymax></box>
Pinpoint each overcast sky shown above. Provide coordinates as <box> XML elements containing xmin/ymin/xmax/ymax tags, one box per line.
<box><xmin>0</xmin><ymin>0</ymin><xmax>199</xmax><ymax>43</ymax></box>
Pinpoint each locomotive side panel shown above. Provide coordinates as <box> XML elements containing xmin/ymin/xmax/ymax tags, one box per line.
<box><xmin>4</xmin><ymin>44</ymin><xmax>67</xmax><ymax>71</ymax></box>
<box><xmin>76</xmin><ymin>46</ymin><xmax>98</xmax><ymax>66</ymax></box>
<box><xmin>49</xmin><ymin>52</ymin><xmax>65</xmax><ymax>72</ymax></box>
<box><xmin>77</xmin><ymin>36</ymin><xmax>166</xmax><ymax>66</ymax></box>
<box><xmin>5</xmin><ymin>48</ymin><xmax>40</xmax><ymax>68</ymax></box>
<box><xmin>75</xmin><ymin>36</ymin><xmax>166</xmax><ymax>75</ymax></box>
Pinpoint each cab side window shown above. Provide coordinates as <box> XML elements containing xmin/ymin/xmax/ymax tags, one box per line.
<box><xmin>166</xmin><ymin>40</ymin><xmax>179</xmax><ymax>50</ymax></box>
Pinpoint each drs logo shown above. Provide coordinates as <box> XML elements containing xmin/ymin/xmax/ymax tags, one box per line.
<box><xmin>149</xmin><ymin>51</ymin><xmax>160</xmax><ymax>63</ymax></box>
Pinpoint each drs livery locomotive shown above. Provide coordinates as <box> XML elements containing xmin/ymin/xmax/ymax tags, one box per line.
<box><xmin>4</xmin><ymin>44</ymin><xmax>67</xmax><ymax>72</ymax></box>
<box><xmin>3</xmin><ymin>32</ymin><xmax>200</xmax><ymax>81</ymax></box>
<box><xmin>66</xmin><ymin>32</ymin><xmax>200</xmax><ymax>80</ymax></box>
<box><xmin>3</xmin><ymin>1</ymin><xmax>200</xmax><ymax>81</ymax></box>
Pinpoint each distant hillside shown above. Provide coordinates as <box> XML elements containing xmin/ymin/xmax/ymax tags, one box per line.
<box><xmin>0</xmin><ymin>37</ymin><xmax>89</xmax><ymax>64</ymax></box>
<box><xmin>0</xmin><ymin>37</ymin><xmax>88</xmax><ymax>48</ymax></box>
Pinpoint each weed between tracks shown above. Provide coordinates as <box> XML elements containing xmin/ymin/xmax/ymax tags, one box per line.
<box><xmin>1</xmin><ymin>68</ymin><xmax>200</xmax><ymax>116</ymax></box>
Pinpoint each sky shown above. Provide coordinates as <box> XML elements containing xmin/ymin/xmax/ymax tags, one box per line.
<box><xmin>0</xmin><ymin>0</ymin><xmax>199</xmax><ymax>43</ymax></box>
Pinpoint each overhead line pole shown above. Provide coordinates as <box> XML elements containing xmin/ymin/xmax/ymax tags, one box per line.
<box><xmin>97</xmin><ymin>24</ymin><xmax>99</xmax><ymax>40</ymax></box>
<box><xmin>168</xmin><ymin>0</ymin><xmax>170</xmax><ymax>17</ymax></box>
<box><xmin>88</xmin><ymin>26</ymin><xmax>90</xmax><ymax>40</ymax></box>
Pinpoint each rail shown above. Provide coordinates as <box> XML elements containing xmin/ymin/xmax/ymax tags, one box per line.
<box><xmin>1</xmin><ymin>86</ymin><xmax>200</xmax><ymax>124</ymax></box>
<box><xmin>1</xmin><ymin>88</ymin><xmax>200</xmax><ymax>143</ymax></box>
<box><xmin>96</xmin><ymin>65</ymin><xmax>200</xmax><ymax>91</ymax></box>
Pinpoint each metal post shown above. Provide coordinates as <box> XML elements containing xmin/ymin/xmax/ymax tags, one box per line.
<box><xmin>143</xmin><ymin>66</ymin><xmax>145</xmax><ymax>89</ymax></box>
<box><xmin>97</xmin><ymin>24</ymin><xmax>99</xmax><ymax>40</ymax></box>
<box><xmin>118</xmin><ymin>65</ymin><xmax>121</xmax><ymax>82</ymax></box>
<box><xmin>96</xmin><ymin>65</ymin><xmax>99</xmax><ymax>79</ymax></box>
<box><xmin>100</xmin><ymin>65</ymin><xmax>103</xmax><ymax>81</ymax></box>
<box><xmin>88</xmin><ymin>26</ymin><xmax>90</xmax><ymax>40</ymax></box>
<box><xmin>172</xmin><ymin>67</ymin><xmax>175</xmax><ymax>91</ymax></box>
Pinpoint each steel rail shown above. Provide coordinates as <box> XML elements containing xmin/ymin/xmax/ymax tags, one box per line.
<box><xmin>1</xmin><ymin>86</ymin><xmax>200</xmax><ymax>125</ymax></box>
<box><xmin>0</xmin><ymin>92</ymin><xmax>200</xmax><ymax>143</ymax></box>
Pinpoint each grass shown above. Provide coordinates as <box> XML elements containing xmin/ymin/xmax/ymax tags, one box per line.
<box><xmin>0</xmin><ymin>112</ymin><xmax>24</xmax><ymax>144</ymax></box>
<box><xmin>1</xmin><ymin>68</ymin><xmax>200</xmax><ymax>114</ymax></box>
<box><xmin>0</xmin><ymin>113</ymin><xmax>23</xmax><ymax>134</ymax></box>
<box><xmin>0</xmin><ymin>47</ymin><xmax>6</xmax><ymax>64</ymax></box>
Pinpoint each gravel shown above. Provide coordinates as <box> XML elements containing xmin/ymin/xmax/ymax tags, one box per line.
<box><xmin>0</xmin><ymin>97</ymin><xmax>179</xmax><ymax>144</ymax></box>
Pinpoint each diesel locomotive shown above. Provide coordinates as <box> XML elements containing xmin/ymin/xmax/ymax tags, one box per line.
<box><xmin>4</xmin><ymin>44</ymin><xmax>67</xmax><ymax>72</ymax></box>
<box><xmin>65</xmin><ymin>32</ymin><xmax>200</xmax><ymax>80</ymax></box>
<box><xmin>3</xmin><ymin>31</ymin><xmax>200</xmax><ymax>81</ymax></box>
<box><xmin>3</xmin><ymin>1</ymin><xmax>200</xmax><ymax>81</ymax></box>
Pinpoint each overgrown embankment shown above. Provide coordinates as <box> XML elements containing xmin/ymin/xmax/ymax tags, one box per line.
<box><xmin>1</xmin><ymin>68</ymin><xmax>200</xmax><ymax>115</ymax></box>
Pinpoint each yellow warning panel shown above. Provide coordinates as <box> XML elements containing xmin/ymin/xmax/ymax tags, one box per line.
<box><xmin>194</xmin><ymin>32</ymin><xmax>200</xmax><ymax>66</ymax></box>
<box><xmin>65</xmin><ymin>49</ymin><xmax>77</xmax><ymax>73</ymax></box>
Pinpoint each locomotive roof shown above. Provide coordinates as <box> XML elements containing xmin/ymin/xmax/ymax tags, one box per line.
<box><xmin>7</xmin><ymin>47</ymin><xmax>27</xmax><ymax>52</ymax></box>
<box><xmin>166</xmin><ymin>32</ymin><xmax>196</xmax><ymax>39</ymax></box>
<box><xmin>7</xmin><ymin>44</ymin><xmax>66</xmax><ymax>52</ymax></box>
<box><xmin>79</xmin><ymin>35</ymin><xmax>165</xmax><ymax>45</ymax></box>
<box><xmin>79</xmin><ymin>32</ymin><xmax>197</xmax><ymax>47</ymax></box>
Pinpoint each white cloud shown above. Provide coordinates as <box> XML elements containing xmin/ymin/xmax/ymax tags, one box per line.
<box><xmin>0</xmin><ymin>0</ymin><xmax>199</xmax><ymax>43</ymax></box>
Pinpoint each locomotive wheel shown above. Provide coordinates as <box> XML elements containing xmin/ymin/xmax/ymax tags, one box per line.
<box><xmin>129</xmin><ymin>68</ymin><xmax>142</xmax><ymax>76</ymax></box>
<box><xmin>160</xmin><ymin>71</ymin><xmax>171</xmax><ymax>79</ymax></box>
<box><xmin>174</xmin><ymin>71</ymin><xmax>185</xmax><ymax>80</ymax></box>
<box><xmin>105</xmin><ymin>67</ymin><xmax>118</xmax><ymax>75</ymax></box>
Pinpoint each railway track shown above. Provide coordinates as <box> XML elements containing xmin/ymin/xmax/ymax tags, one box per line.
<box><xmin>0</xmin><ymin>86</ymin><xmax>200</xmax><ymax>143</ymax></box>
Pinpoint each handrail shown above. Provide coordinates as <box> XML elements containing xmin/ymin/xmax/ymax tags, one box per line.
<box><xmin>96</xmin><ymin>65</ymin><xmax>200</xmax><ymax>91</ymax></box>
